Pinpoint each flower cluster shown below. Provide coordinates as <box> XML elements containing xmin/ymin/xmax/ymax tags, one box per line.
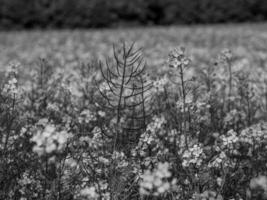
<box><xmin>31</xmin><ymin>122</ymin><xmax>72</xmax><ymax>155</ymax></box>
<box><xmin>2</xmin><ymin>61</ymin><xmax>20</xmax><ymax>97</ymax></box>
<box><xmin>169</xmin><ymin>46</ymin><xmax>191</xmax><ymax>68</ymax></box>
<box><xmin>1</xmin><ymin>42</ymin><xmax>267</xmax><ymax>200</ymax></box>
<box><xmin>239</xmin><ymin>123</ymin><xmax>267</xmax><ymax>147</ymax></box>
<box><xmin>139</xmin><ymin>162</ymin><xmax>176</xmax><ymax>196</ymax></box>
<box><xmin>182</xmin><ymin>144</ymin><xmax>206</xmax><ymax>167</ymax></box>
<box><xmin>78</xmin><ymin>109</ymin><xmax>97</xmax><ymax>124</ymax></box>
<box><xmin>79</xmin><ymin>186</ymin><xmax>99</xmax><ymax>200</ymax></box>
<box><xmin>208</xmin><ymin>151</ymin><xmax>228</xmax><ymax>168</ymax></box>
<box><xmin>133</xmin><ymin>115</ymin><xmax>167</xmax><ymax>159</ymax></box>
<box><xmin>153</xmin><ymin>76</ymin><xmax>169</xmax><ymax>93</ymax></box>
<box><xmin>191</xmin><ymin>190</ymin><xmax>223</xmax><ymax>200</ymax></box>
<box><xmin>221</xmin><ymin>129</ymin><xmax>239</xmax><ymax>148</ymax></box>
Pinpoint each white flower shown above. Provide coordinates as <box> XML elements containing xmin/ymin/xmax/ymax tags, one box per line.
<box><xmin>140</xmin><ymin>162</ymin><xmax>175</xmax><ymax>196</ymax></box>
<box><xmin>31</xmin><ymin>123</ymin><xmax>72</xmax><ymax>155</ymax></box>
<box><xmin>80</xmin><ymin>186</ymin><xmax>98</xmax><ymax>199</ymax></box>
<box><xmin>98</xmin><ymin>110</ymin><xmax>106</xmax><ymax>117</ymax></box>
<box><xmin>250</xmin><ymin>176</ymin><xmax>267</xmax><ymax>193</ymax></box>
<box><xmin>169</xmin><ymin>46</ymin><xmax>191</xmax><ymax>68</ymax></box>
<box><xmin>182</xmin><ymin>144</ymin><xmax>205</xmax><ymax>167</ymax></box>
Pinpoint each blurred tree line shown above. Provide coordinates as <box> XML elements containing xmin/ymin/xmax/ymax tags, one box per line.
<box><xmin>0</xmin><ymin>0</ymin><xmax>267</xmax><ymax>29</ymax></box>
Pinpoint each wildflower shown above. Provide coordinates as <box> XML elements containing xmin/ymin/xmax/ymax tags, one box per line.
<box><xmin>146</xmin><ymin>115</ymin><xmax>166</xmax><ymax>136</ymax></box>
<box><xmin>217</xmin><ymin>177</ymin><xmax>223</xmax><ymax>186</ymax></box>
<box><xmin>250</xmin><ymin>176</ymin><xmax>267</xmax><ymax>199</ymax></box>
<box><xmin>221</xmin><ymin>130</ymin><xmax>238</xmax><ymax>148</ymax></box>
<box><xmin>80</xmin><ymin>186</ymin><xmax>99</xmax><ymax>199</ymax></box>
<box><xmin>153</xmin><ymin>76</ymin><xmax>169</xmax><ymax>92</ymax></box>
<box><xmin>6</xmin><ymin>61</ymin><xmax>19</xmax><ymax>75</ymax></box>
<box><xmin>31</xmin><ymin>123</ymin><xmax>72</xmax><ymax>155</ymax></box>
<box><xmin>182</xmin><ymin>144</ymin><xmax>206</xmax><ymax>167</ymax></box>
<box><xmin>98</xmin><ymin>110</ymin><xmax>106</xmax><ymax>117</ymax></box>
<box><xmin>208</xmin><ymin>152</ymin><xmax>227</xmax><ymax>168</ymax></box>
<box><xmin>3</xmin><ymin>75</ymin><xmax>19</xmax><ymax>96</ymax></box>
<box><xmin>250</xmin><ymin>176</ymin><xmax>267</xmax><ymax>191</ymax></box>
<box><xmin>169</xmin><ymin>46</ymin><xmax>191</xmax><ymax>68</ymax></box>
<box><xmin>140</xmin><ymin>162</ymin><xmax>175</xmax><ymax>196</ymax></box>
<box><xmin>78</xmin><ymin>109</ymin><xmax>96</xmax><ymax>123</ymax></box>
<box><xmin>192</xmin><ymin>190</ymin><xmax>223</xmax><ymax>200</ymax></box>
<box><xmin>47</xmin><ymin>103</ymin><xmax>59</xmax><ymax>112</ymax></box>
<box><xmin>220</xmin><ymin>49</ymin><xmax>232</xmax><ymax>61</ymax></box>
<box><xmin>99</xmin><ymin>82</ymin><xmax>110</xmax><ymax>93</ymax></box>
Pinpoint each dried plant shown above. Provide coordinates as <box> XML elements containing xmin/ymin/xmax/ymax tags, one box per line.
<box><xmin>98</xmin><ymin>42</ymin><xmax>152</xmax><ymax>151</ymax></box>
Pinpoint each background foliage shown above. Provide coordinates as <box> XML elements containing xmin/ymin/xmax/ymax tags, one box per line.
<box><xmin>1</xmin><ymin>0</ymin><xmax>267</xmax><ymax>29</ymax></box>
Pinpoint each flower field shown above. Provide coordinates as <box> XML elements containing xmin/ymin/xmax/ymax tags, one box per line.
<box><xmin>1</xmin><ymin>24</ymin><xmax>267</xmax><ymax>200</ymax></box>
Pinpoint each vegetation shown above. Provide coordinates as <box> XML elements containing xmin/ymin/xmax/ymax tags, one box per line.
<box><xmin>1</xmin><ymin>24</ymin><xmax>267</xmax><ymax>199</ymax></box>
<box><xmin>1</xmin><ymin>0</ymin><xmax>267</xmax><ymax>29</ymax></box>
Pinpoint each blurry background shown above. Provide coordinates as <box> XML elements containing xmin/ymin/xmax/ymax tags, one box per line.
<box><xmin>1</xmin><ymin>0</ymin><xmax>267</xmax><ymax>72</ymax></box>
<box><xmin>1</xmin><ymin>0</ymin><xmax>267</xmax><ymax>29</ymax></box>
